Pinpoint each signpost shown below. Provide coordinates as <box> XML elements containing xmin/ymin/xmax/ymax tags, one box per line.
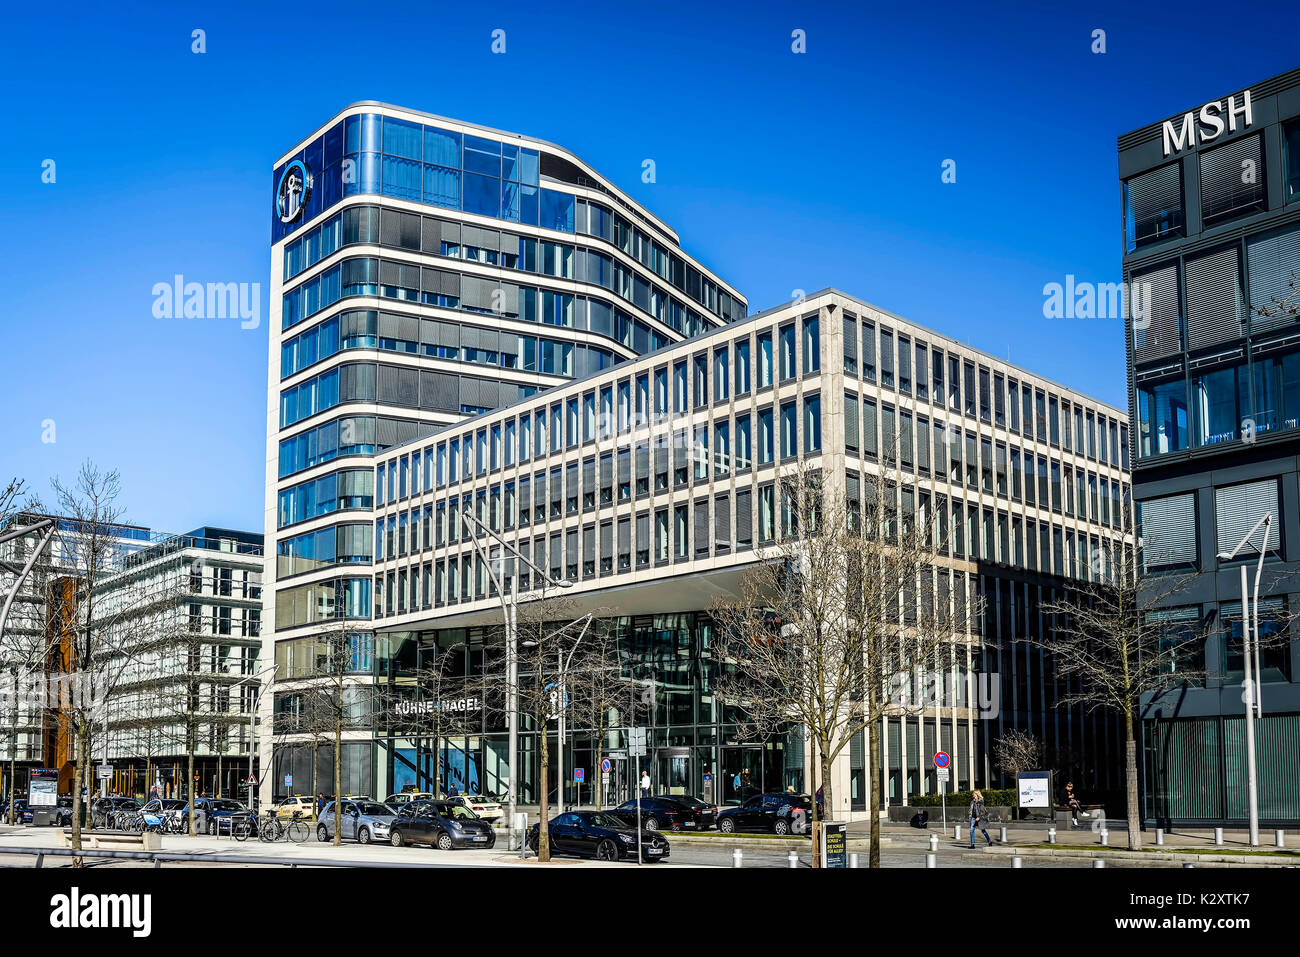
<box><xmin>1017</xmin><ymin>770</ymin><xmax>1052</xmax><ymax>813</ymax></box>
<box><xmin>284</xmin><ymin>774</ymin><xmax>293</xmax><ymax>790</ymax></box>
<box><xmin>629</xmin><ymin>727</ymin><xmax>647</xmax><ymax>866</ymax></box>
<box><xmin>573</xmin><ymin>767</ymin><xmax>584</xmax><ymax>807</ymax></box>
<box><xmin>934</xmin><ymin>752</ymin><xmax>951</xmax><ymax>831</ymax></box>
<box><xmin>821</xmin><ymin>821</ymin><xmax>848</xmax><ymax>868</ymax></box>
<box><xmin>96</xmin><ymin>765</ymin><xmax>113</xmax><ymax>781</ymax></box>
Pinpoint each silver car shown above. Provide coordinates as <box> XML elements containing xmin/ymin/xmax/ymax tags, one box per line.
<box><xmin>315</xmin><ymin>800</ymin><xmax>397</xmax><ymax>844</ymax></box>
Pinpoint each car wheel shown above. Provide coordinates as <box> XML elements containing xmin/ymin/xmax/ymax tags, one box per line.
<box><xmin>774</xmin><ymin>819</ymin><xmax>790</xmax><ymax>836</ymax></box>
<box><xmin>526</xmin><ymin>831</ymin><xmax>538</xmax><ymax>852</ymax></box>
<box><xmin>358</xmin><ymin>826</ymin><xmax>371</xmax><ymax>845</ymax></box>
<box><xmin>436</xmin><ymin>832</ymin><xmax>454</xmax><ymax>851</ymax></box>
<box><xmin>718</xmin><ymin>817</ymin><xmax>735</xmax><ymax>833</ymax></box>
<box><xmin>595</xmin><ymin>838</ymin><xmax>618</xmax><ymax>861</ymax></box>
<box><xmin>317</xmin><ymin>825</ymin><xmax>329</xmax><ymax>842</ymax></box>
<box><xmin>644</xmin><ymin>817</ymin><xmax>659</xmax><ymax>831</ymax></box>
<box><xmin>390</xmin><ymin>829</ymin><xmax>404</xmax><ymax>847</ymax></box>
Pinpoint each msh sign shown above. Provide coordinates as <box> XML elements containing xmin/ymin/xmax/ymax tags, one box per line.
<box><xmin>1162</xmin><ymin>89</ymin><xmax>1253</xmax><ymax>156</ymax></box>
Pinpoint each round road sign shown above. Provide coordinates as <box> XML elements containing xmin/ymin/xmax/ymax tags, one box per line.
<box><xmin>933</xmin><ymin>751</ymin><xmax>950</xmax><ymax>769</ymax></box>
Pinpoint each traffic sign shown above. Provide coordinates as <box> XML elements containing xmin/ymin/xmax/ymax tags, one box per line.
<box><xmin>628</xmin><ymin>726</ymin><xmax>648</xmax><ymax>757</ymax></box>
<box><xmin>933</xmin><ymin>751</ymin><xmax>950</xmax><ymax>769</ymax></box>
<box><xmin>574</xmin><ymin>768</ymin><xmax>585</xmax><ymax>783</ymax></box>
<box><xmin>600</xmin><ymin>758</ymin><xmax>611</xmax><ymax>774</ymax></box>
<box><xmin>284</xmin><ymin>774</ymin><xmax>293</xmax><ymax>788</ymax></box>
<box><xmin>608</xmin><ymin>749</ymin><xmax>627</xmax><ymax>760</ymax></box>
<box><xmin>246</xmin><ymin>774</ymin><xmax>258</xmax><ymax>787</ymax></box>
<box><xmin>937</xmin><ymin>768</ymin><xmax>950</xmax><ymax>783</ymax></box>
<box><xmin>96</xmin><ymin>765</ymin><xmax>113</xmax><ymax>780</ymax></box>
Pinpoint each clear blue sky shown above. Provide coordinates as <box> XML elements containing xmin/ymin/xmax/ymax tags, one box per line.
<box><xmin>0</xmin><ymin>1</ymin><xmax>1294</xmax><ymax>534</ymax></box>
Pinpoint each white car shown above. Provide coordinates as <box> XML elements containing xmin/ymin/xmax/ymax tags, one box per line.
<box><xmin>452</xmin><ymin>795</ymin><xmax>505</xmax><ymax>823</ymax></box>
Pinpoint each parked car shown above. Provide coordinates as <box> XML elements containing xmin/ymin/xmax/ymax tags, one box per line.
<box><xmin>5</xmin><ymin>799</ymin><xmax>31</xmax><ymax>824</ymax></box>
<box><xmin>193</xmin><ymin>798</ymin><xmax>256</xmax><ymax>836</ymax></box>
<box><xmin>655</xmin><ymin>794</ymin><xmax>718</xmax><ymax>829</ymax></box>
<box><xmin>316</xmin><ymin>800</ymin><xmax>397</xmax><ymax>844</ymax></box>
<box><xmin>388</xmin><ymin>800</ymin><xmax>495</xmax><ymax>850</ymax></box>
<box><xmin>715</xmin><ymin>793</ymin><xmax>811</xmax><ymax>835</ymax></box>
<box><xmin>271</xmin><ymin>796</ymin><xmax>316</xmax><ymax>820</ymax></box>
<box><xmin>51</xmin><ymin>797</ymin><xmax>76</xmax><ymax>827</ymax></box>
<box><xmin>609</xmin><ymin>797</ymin><xmax>705</xmax><ymax>832</ymax></box>
<box><xmin>381</xmin><ymin>791</ymin><xmax>436</xmax><ymax>809</ymax></box>
<box><xmin>448</xmin><ymin>794</ymin><xmax>505</xmax><ymax>823</ymax></box>
<box><xmin>528</xmin><ymin>811</ymin><xmax>668</xmax><ymax>862</ymax></box>
<box><xmin>91</xmin><ymin>796</ymin><xmax>140</xmax><ymax>827</ymax></box>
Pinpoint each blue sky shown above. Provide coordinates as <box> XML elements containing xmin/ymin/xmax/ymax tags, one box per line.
<box><xmin>0</xmin><ymin>0</ymin><xmax>1294</xmax><ymax>534</ymax></box>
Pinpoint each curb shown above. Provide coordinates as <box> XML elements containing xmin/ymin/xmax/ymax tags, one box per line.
<box><xmin>984</xmin><ymin>846</ymin><xmax>1298</xmax><ymax>868</ymax></box>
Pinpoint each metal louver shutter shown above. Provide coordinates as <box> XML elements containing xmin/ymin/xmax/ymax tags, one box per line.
<box><xmin>583</xmin><ymin>526</ymin><xmax>595</xmax><ymax>563</ymax></box>
<box><xmin>714</xmin><ymin>495</ymin><xmax>731</xmax><ymax>548</ymax></box>
<box><xmin>600</xmin><ymin>521</ymin><xmax>613</xmax><ymax>560</ymax></box>
<box><xmin>421</xmin><ymin>371</ymin><xmax>459</xmax><ymax>411</ymax></box>
<box><xmin>441</xmin><ymin>220</ymin><xmax>460</xmax><ymax>243</ymax></box>
<box><xmin>420</xmin><ymin>318</ymin><xmax>439</xmax><ymax>346</ymax></box>
<box><xmin>736</xmin><ymin>489</ymin><xmax>752</xmax><ymax>546</ymax></box>
<box><xmin>1247</xmin><ymin>223</ymin><xmax>1300</xmax><ymax>334</ymax></box>
<box><xmin>582</xmin><ymin>458</ymin><xmax>595</xmax><ymax>493</ymax></box>
<box><xmin>635</xmin><ymin>444</ymin><xmax>649</xmax><ymax>481</ymax></box>
<box><xmin>694</xmin><ymin>501</ymin><xmax>709</xmax><ymax>555</ymax></box>
<box><xmin>1137</xmin><ymin>493</ymin><xmax>1197</xmax><ymax>568</ymax></box>
<box><xmin>1132</xmin><ymin>263</ymin><xmax>1181</xmax><ymax>361</ymax></box>
<box><xmin>1215</xmin><ymin>480</ymin><xmax>1280</xmax><ymax>555</ymax></box>
<box><xmin>617</xmin><ymin>517</ymin><xmax>631</xmax><ymax>554</ymax></box>
<box><xmin>1200</xmin><ymin>134</ymin><xmax>1264</xmax><ymax>227</ymax></box>
<box><xmin>844</xmin><ymin>395</ymin><xmax>859</xmax><ymax>450</ymax></box>
<box><xmin>376</xmin><ymin>418</ymin><xmax>399</xmax><ymax>448</ymax></box>
<box><xmin>1126</xmin><ymin>162</ymin><xmax>1183</xmax><ymax>248</ymax></box>
<box><xmin>421</xmin><ymin>217</ymin><xmax>442</xmax><ymax>253</ymax></box>
<box><xmin>1184</xmin><ymin>246</ymin><xmax>1243</xmax><ymax>350</ymax></box>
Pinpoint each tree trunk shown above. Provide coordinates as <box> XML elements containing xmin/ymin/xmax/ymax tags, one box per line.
<box><xmin>818</xmin><ymin>752</ymin><xmax>833</xmax><ymax>868</ymax></box>
<box><xmin>187</xmin><ymin>709</ymin><xmax>198</xmax><ymax>835</ymax></box>
<box><xmin>1124</xmin><ymin>713</ymin><xmax>1141</xmax><ymax>851</ymax></box>
<box><xmin>867</xmin><ymin>722</ymin><xmax>882</xmax><ymax>868</ymax></box>
<box><xmin>537</xmin><ymin>724</ymin><xmax>550</xmax><ymax>861</ymax></box>
<box><xmin>809</xmin><ymin>736</ymin><xmax>821</xmax><ymax>868</ymax></box>
<box><xmin>71</xmin><ymin>718</ymin><xmax>88</xmax><ymax>864</ymax></box>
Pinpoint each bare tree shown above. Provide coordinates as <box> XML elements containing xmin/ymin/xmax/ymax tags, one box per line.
<box><xmin>713</xmin><ymin>459</ymin><xmax>977</xmax><ymax>867</ymax></box>
<box><xmin>992</xmin><ymin>729</ymin><xmax>1043</xmax><ymax>780</ymax></box>
<box><xmin>1025</xmin><ymin>517</ymin><xmax>1213</xmax><ymax>850</ymax></box>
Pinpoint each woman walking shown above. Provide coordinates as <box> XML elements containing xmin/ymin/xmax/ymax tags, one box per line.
<box><xmin>968</xmin><ymin>790</ymin><xmax>993</xmax><ymax>848</ymax></box>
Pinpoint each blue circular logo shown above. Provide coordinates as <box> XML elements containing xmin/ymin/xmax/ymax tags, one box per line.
<box><xmin>277</xmin><ymin>160</ymin><xmax>312</xmax><ymax>224</ymax></box>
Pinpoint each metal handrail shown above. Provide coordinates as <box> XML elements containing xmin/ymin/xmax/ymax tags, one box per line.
<box><xmin>0</xmin><ymin>844</ymin><xmax>484</xmax><ymax>868</ymax></box>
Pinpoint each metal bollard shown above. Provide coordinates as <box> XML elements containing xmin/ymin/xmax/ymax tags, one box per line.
<box><xmin>1214</xmin><ymin>827</ymin><xmax>1224</xmax><ymax>845</ymax></box>
<box><xmin>954</xmin><ymin>823</ymin><xmax>961</xmax><ymax>840</ymax></box>
<box><xmin>925</xmin><ymin>851</ymin><xmax>937</xmax><ymax>868</ymax></box>
<box><xmin>848</xmin><ymin>852</ymin><xmax>859</xmax><ymax>868</ymax></box>
<box><xmin>731</xmin><ymin>847</ymin><xmax>743</xmax><ymax>868</ymax></box>
<box><xmin>999</xmin><ymin>826</ymin><xmax>1007</xmax><ymax>843</ymax></box>
<box><xmin>1011</xmin><ymin>856</ymin><xmax>1023</xmax><ymax>868</ymax></box>
<box><xmin>1047</xmin><ymin>826</ymin><xmax>1057</xmax><ymax>844</ymax></box>
<box><xmin>1092</xmin><ymin>858</ymin><xmax>1105</xmax><ymax>868</ymax></box>
<box><xmin>928</xmin><ymin>834</ymin><xmax>938</xmax><ymax>853</ymax></box>
<box><xmin>787</xmin><ymin>850</ymin><xmax>799</xmax><ymax>868</ymax></box>
<box><xmin>1099</xmin><ymin>829</ymin><xmax>1109</xmax><ymax>846</ymax></box>
<box><xmin>1183</xmin><ymin>862</ymin><xmax>1195</xmax><ymax>868</ymax></box>
<box><xmin>1276</xmin><ymin>830</ymin><xmax>1286</xmax><ymax>848</ymax></box>
<box><xmin>1155</xmin><ymin>828</ymin><xmax>1164</xmax><ymax>846</ymax></box>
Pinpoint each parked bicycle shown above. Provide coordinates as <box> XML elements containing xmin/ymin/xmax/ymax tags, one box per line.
<box><xmin>258</xmin><ymin>809</ymin><xmax>309</xmax><ymax>843</ymax></box>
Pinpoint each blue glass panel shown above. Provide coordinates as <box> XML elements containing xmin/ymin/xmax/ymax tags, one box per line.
<box><xmin>424</xmin><ymin>127</ymin><xmax>461</xmax><ymax>168</ymax></box>
<box><xmin>501</xmin><ymin>143</ymin><xmax>519</xmax><ymax>182</ymax></box>
<box><xmin>463</xmin><ymin>135</ymin><xmax>501</xmax><ymax>177</ymax></box>
<box><xmin>520</xmin><ymin>149</ymin><xmax>539</xmax><ymax>186</ymax></box>
<box><xmin>540</xmin><ymin>189</ymin><xmax>575</xmax><ymax>232</ymax></box>
<box><xmin>463</xmin><ymin>173</ymin><xmax>500</xmax><ymax>218</ymax></box>
<box><xmin>382</xmin><ymin>155</ymin><xmax>422</xmax><ymax>201</ymax></box>
<box><xmin>358</xmin><ymin>152</ymin><xmax>381</xmax><ymax>194</ymax></box>
<box><xmin>359</xmin><ymin>113</ymin><xmax>382</xmax><ymax>152</ymax></box>
<box><xmin>383</xmin><ymin>117</ymin><xmax>422</xmax><ymax>160</ymax></box>
<box><xmin>501</xmin><ymin>180</ymin><xmax>520</xmax><ymax>221</ymax></box>
<box><xmin>423</xmin><ymin>165</ymin><xmax>460</xmax><ymax>208</ymax></box>
<box><xmin>323</xmin><ymin>122</ymin><xmax>344</xmax><ymax>166</ymax></box>
<box><xmin>344</xmin><ymin>115</ymin><xmax>362</xmax><ymax>153</ymax></box>
<box><xmin>520</xmin><ymin>185</ymin><xmax>539</xmax><ymax>225</ymax></box>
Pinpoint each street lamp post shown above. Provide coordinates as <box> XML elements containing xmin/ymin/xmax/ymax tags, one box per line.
<box><xmin>230</xmin><ymin>664</ymin><xmax>277</xmax><ymax>818</ymax></box>
<box><xmin>1217</xmin><ymin>512</ymin><xmax>1272</xmax><ymax>848</ymax></box>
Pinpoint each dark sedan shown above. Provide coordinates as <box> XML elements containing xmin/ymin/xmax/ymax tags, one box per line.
<box><xmin>388</xmin><ymin>800</ymin><xmax>495</xmax><ymax>850</ymax></box>
<box><xmin>193</xmin><ymin>798</ymin><xmax>257</xmax><ymax>836</ymax></box>
<box><xmin>608</xmin><ymin>797</ymin><xmax>705</xmax><ymax>832</ymax></box>
<box><xmin>653</xmin><ymin>794</ymin><xmax>717</xmax><ymax>829</ymax></box>
<box><xmin>5</xmin><ymin>799</ymin><xmax>31</xmax><ymax>824</ymax></box>
<box><xmin>528</xmin><ymin>811</ymin><xmax>669</xmax><ymax>862</ymax></box>
<box><xmin>715</xmin><ymin>793</ymin><xmax>811</xmax><ymax>835</ymax></box>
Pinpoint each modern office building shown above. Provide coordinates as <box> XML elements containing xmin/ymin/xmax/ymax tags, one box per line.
<box><xmin>262</xmin><ymin>103</ymin><xmax>746</xmax><ymax>801</ymax></box>
<box><xmin>1120</xmin><ymin>66</ymin><xmax>1300</xmax><ymax>824</ymax></box>
<box><xmin>0</xmin><ymin>520</ymin><xmax>263</xmax><ymax>800</ymax></box>
<box><xmin>263</xmin><ymin>106</ymin><xmax>1134</xmax><ymax>819</ymax></box>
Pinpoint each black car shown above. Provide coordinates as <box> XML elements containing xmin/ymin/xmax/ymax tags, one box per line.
<box><xmin>52</xmin><ymin>797</ymin><xmax>75</xmax><ymax>827</ymax></box>
<box><xmin>653</xmin><ymin>794</ymin><xmax>717</xmax><ymax>830</ymax></box>
<box><xmin>609</xmin><ymin>797</ymin><xmax>705</xmax><ymax>832</ymax></box>
<box><xmin>715</xmin><ymin>793</ymin><xmax>811</xmax><ymax>835</ymax></box>
<box><xmin>388</xmin><ymin>800</ymin><xmax>495</xmax><ymax>850</ymax></box>
<box><xmin>193</xmin><ymin>798</ymin><xmax>257</xmax><ymax>835</ymax></box>
<box><xmin>528</xmin><ymin>811</ymin><xmax>669</xmax><ymax>862</ymax></box>
<box><xmin>5</xmin><ymin>799</ymin><xmax>30</xmax><ymax>825</ymax></box>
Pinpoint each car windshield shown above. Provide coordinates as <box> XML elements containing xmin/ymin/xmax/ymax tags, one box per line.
<box><xmin>356</xmin><ymin>803</ymin><xmax>391</xmax><ymax>816</ymax></box>
<box><xmin>211</xmin><ymin>800</ymin><xmax>245</xmax><ymax>812</ymax></box>
<box><xmin>586</xmin><ymin>813</ymin><xmax>623</xmax><ymax>829</ymax></box>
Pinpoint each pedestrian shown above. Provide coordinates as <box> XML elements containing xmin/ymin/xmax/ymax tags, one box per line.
<box><xmin>815</xmin><ymin>785</ymin><xmax>824</xmax><ymax>819</ymax></box>
<box><xmin>640</xmin><ymin>770</ymin><xmax>650</xmax><ymax>799</ymax></box>
<box><xmin>317</xmin><ymin>793</ymin><xmax>324</xmax><ymax>816</ymax></box>
<box><xmin>968</xmin><ymin>790</ymin><xmax>993</xmax><ymax>847</ymax></box>
<box><xmin>1066</xmin><ymin>782</ymin><xmax>1082</xmax><ymax>827</ymax></box>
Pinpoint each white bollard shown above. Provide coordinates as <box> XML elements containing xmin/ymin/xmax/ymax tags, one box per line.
<box><xmin>731</xmin><ymin>847</ymin><xmax>743</xmax><ymax>868</ymax></box>
<box><xmin>787</xmin><ymin>850</ymin><xmax>799</xmax><ymax>868</ymax></box>
<box><xmin>1099</xmin><ymin>829</ymin><xmax>1109</xmax><ymax>846</ymax></box>
<box><xmin>1276</xmin><ymin>830</ymin><xmax>1286</xmax><ymax>848</ymax></box>
<box><xmin>953</xmin><ymin>823</ymin><xmax>961</xmax><ymax>841</ymax></box>
<box><xmin>1183</xmin><ymin>862</ymin><xmax>1196</xmax><ymax>868</ymax></box>
<box><xmin>848</xmin><ymin>852</ymin><xmax>859</xmax><ymax>868</ymax></box>
<box><xmin>1011</xmin><ymin>856</ymin><xmax>1023</xmax><ymax>868</ymax></box>
<box><xmin>1092</xmin><ymin>858</ymin><xmax>1105</xmax><ymax>868</ymax></box>
<box><xmin>1047</xmin><ymin>826</ymin><xmax>1057</xmax><ymax>844</ymax></box>
<box><xmin>1214</xmin><ymin>827</ymin><xmax>1224</xmax><ymax>846</ymax></box>
<box><xmin>1155</xmin><ymin>828</ymin><xmax>1164</xmax><ymax>846</ymax></box>
<box><xmin>999</xmin><ymin>826</ymin><xmax>1007</xmax><ymax>843</ymax></box>
<box><xmin>925</xmin><ymin>851</ymin><xmax>937</xmax><ymax>868</ymax></box>
<box><xmin>928</xmin><ymin>834</ymin><xmax>938</xmax><ymax>853</ymax></box>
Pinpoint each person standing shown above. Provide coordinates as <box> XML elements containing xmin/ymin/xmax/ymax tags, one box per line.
<box><xmin>640</xmin><ymin>770</ymin><xmax>650</xmax><ymax>799</ymax></box>
<box><xmin>815</xmin><ymin>785</ymin><xmax>825</xmax><ymax>819</ymax></box>
<box><xmin>969</xmin><ymin>790</ymin><xmax>993</xmax><ymax>847</ymax></box>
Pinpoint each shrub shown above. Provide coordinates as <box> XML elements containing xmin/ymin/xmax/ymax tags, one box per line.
<box><xmin>910</xmin><ymin>788</ymin><xmax>1017</xmax><ymax>808</ymax></box>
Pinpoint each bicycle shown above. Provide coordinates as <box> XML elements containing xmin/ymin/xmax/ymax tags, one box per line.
<box><xmin>258</xmin><ymin>809</ymin><xmax>309</xmax><ymax>843</ymax></box>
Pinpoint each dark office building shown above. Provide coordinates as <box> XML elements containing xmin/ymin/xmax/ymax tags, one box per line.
<box><xmin>1120</xmin><ymin>66</ymin><xmax>1300</xmax><ymax>824</ymax></box>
